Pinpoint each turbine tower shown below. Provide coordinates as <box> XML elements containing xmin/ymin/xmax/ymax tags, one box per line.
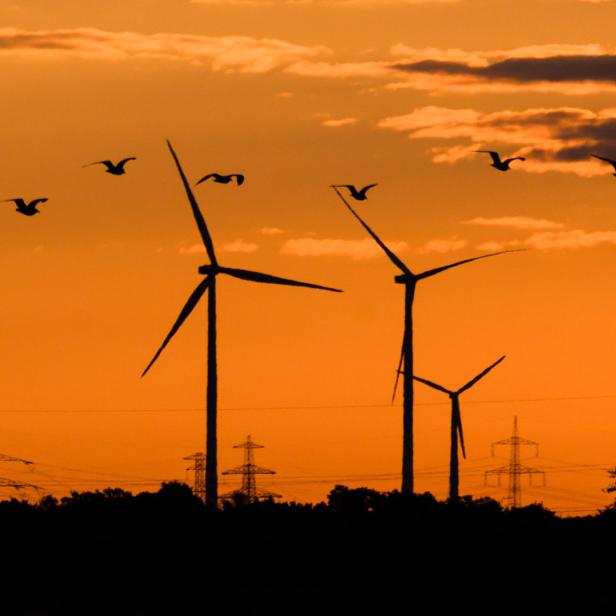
<box><xmin>412</xmin><ymin>355</ymin><xmax>506</xmax><ymax>500</ymax></box>
<box><xmin>333</xmin><ymin>186</ymin><xmax>520</xmax><ymax>493</ymax></box>
<box><xmin>221</xmin><ymin>435</ymin><xmax>281</xmax><ymax>502</ymax></box>
<box><xmin>143</xmin><ymin>141</ymin><xmax>341</xmax><ymax>508</ymax></box>
<box><xmin>485</xmin><ymin>416</ymin><xmax>546</xmax><ymax>507</ymax></box>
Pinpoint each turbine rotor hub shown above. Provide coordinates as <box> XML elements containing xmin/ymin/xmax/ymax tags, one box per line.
<box><xmin>394</xmin><ymin>274</ymin><xmax>413</xmax><ymax>284</ymax></box>
<box><xmin>198</xmin><ymin>264</ymin><xmax>219</xmax><ymax>276</ymax></box>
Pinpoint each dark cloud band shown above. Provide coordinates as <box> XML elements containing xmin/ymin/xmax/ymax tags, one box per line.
<box><xmin>392</xmin><ymin>55</ymin><xmax>616</xmax><ymax>83</ymax></box>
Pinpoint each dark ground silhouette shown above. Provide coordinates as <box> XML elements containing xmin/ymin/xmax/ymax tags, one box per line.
<box><xmin>0</xmin><ymin>483</ymin><xmax>612</xmax><ymax>614</ymax></box>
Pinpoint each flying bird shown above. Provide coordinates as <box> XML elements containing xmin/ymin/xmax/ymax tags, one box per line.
<box><xmin>83</xmin><ymin>158</ymin><xmax>136</xmax><ymax>175</ymax></box>
<box><xmin>474</xmin><ymin>151</ymin><xmax>525</xmax><ymax>172</ymax></box>
<box><xmin>4</xmin><ymin>198</ymin><xmax>48</xmax><ymax>216</ymax></box>
<box><xmin>591</xmin><ymin>154</ymin><xmax>616</xmax><ymax>175</ymax></box>
<box><xmin>195</xmin><ymin>173</ymin><xmax>244</xmax><ymax>186</ymax></box>
<box><xmin>330</xmin><ymin>184</ymin><xmax>378</xmax><ymax>201</ymax></box>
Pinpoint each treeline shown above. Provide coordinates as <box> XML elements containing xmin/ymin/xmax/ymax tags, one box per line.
<box><xmin>0</xmin><ymin>483</ymin><xmax>612</xmax><ymax>613</ymax></box>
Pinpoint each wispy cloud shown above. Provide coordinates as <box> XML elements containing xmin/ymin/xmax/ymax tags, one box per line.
<box><xmin>287</xmin><ymin>60</ymin><xmax>389</xmax><ymax>78</ymax></box>
<box><xmin>378</xmin><ymin>105</ymin><xmax>616</xmax><ymax>176</ymax></box>
<box><xmin>322</xmin><ymin>117</ymin><xmax>358</xmax><ymax>127</ymax></box>
<box><xmin>179</xmin><ymin>244</ymin><xmax>206</xmax><ymax>255</ymax></box>
<box><xmin>260</xmin><ymin>227</ymin><xmax>285</xmax><ymax>235</ymax></box>
<box><xmin>478</xmin><ymin>229</ymin><xmax>616</xmax><ymax>251</ymax></box>
<box><xmin>418</xmin><ymin>237</ymin><xmax>468</xmax><ymax>253</ymax></box>
<box><xmin>281</xmin><ymin>237</ymin><xmax>408</xmax><ymax>260</ymax></box>
<box><xmin>0</xmin><ymin>27</ymin><xmax>326</xmax><ymax>73</ymax></box>
<box><xmin>464</xmin><ymin>217</ymin><xmax>566</xmax><ymax>231</ymax></box>
<box><xmin>220</xmin><ymin>239</ymin><xmax>259</xmax><ymax>253</ymax></box>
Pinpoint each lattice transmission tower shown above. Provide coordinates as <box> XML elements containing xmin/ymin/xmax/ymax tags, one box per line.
<box><xmin>221</xmin><ymin>435</ymin><xmax>281</xmax><ymax>503</ymax></box>
<box><xmin>484</xmin><ymin>416</ymin><xmax>546</xmax><ymax>508</ymax></box>
<box><xmin>184</xmin><ymin>452</ymin><xmax>206</xmax><ymax>503</ymax></box>
<box><xmin>0</xmin><ymin>453</ymin><xmax>41</xmax><ymax>497</ymax></box>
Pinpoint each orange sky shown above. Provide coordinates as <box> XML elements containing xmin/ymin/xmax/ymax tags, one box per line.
<box><xmin>0</xmin><ymin>0</ymin><xmax>615</xmax><ymax>513</ymax></box>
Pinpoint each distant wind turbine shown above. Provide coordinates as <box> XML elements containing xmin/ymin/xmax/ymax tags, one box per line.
<box><xmin>333</xmin><ymin>186</ymin><xmax>520</xmax><ymax>494</ymax></box>
<box><xmin>413</xmin><ymin>355</ymin><xmax>506</xmax><ymax>500</ymax></box>
<box><xmin>142</xmin><ymin>141</ymin><xmax>342</xmax><ymax>507</ymax></box>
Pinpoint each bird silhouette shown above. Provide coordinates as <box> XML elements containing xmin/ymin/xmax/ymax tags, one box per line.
<box><xmin>4</xmin><ymin>198</ymin><xmax>48</xmax><ymax>216</ymax></box>
<box><xmin>195</xmin><ymin>173</ymin><xmax>244</xmax><ymax>186</ymax></box>
<box><xmin>591</xmin><ymin>154</ymin><xmax>616</xmax><ymax>176</ymax></box>
<box><xmin>83</xmin><ymin>158</ymin><xmax>136</xmax><ymax>175</ymax></box>
<box><xmin>474</xmin><ymin>151</ymin><xmax>525</xmax><ymax>172</ymax></box>
<box><xmin>330</xmin><ymin>184</ymin><xmax>378</xmax><ymax>201</ymax></box>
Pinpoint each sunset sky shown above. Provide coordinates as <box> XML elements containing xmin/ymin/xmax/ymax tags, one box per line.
<box><xmin>1</xmin><ymin>0</ymin><xmax>615</xmax><ymax>513</ymax></box>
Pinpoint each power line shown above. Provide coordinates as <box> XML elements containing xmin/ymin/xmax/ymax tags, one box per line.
<box><xmin>0</xmin><ymin>391</ymin><xmax>616</xmax><ymax>414</ymax></box>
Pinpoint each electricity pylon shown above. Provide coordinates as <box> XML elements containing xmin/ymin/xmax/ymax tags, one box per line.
<box><xmin>484</xmin><ymin>416</ymin><xmax>546</xmax><ymax>507</ymax></box>
<box><xmin>221</xmin><ymin>435</ymin><xmax>281</xmax><ymax>502</ymax></box>
<box><xmin>184</xmin><ymin>452</ymin><xmax>206</xmax><ymax>503</ymax></box>
<box><xmin>0</xmin><ymin>453</ymin><xmax>40</xmax><ymax>499</ymax></box>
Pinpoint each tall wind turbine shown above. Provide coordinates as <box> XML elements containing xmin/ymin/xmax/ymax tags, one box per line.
<box><xmin>332</xmin><ymin>187</ymin><xmax>519</xmax><ymax>494</ymax></box>
<box><xmin>413</xmin><ymin>355</ymin><xmax>506</xmax><ymax>500</ymax></box>
<box><xmin>143</xmin><ymin>141</ymin><xmax>342</xmax><ymax>508</ymax></box>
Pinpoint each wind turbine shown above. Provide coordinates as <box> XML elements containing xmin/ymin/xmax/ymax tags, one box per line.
<box><xmin>332</xmin><ymin>186</ymin><xmax>520</xmax><ymax>494</ymax></box>
<box><xmin>413</xmin><ymin>355</ymin><xmax>506</xmax><ymax>500</ymax></box>
<box><xmin>143</xmin><ymin>141</ymin><xmax>342</xmax><ymax>507</ymax></box>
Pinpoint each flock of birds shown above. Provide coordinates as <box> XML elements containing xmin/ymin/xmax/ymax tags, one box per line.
<box><xmin>6</xmin><ymin>149</ymin><xmax>616</xmax><ymax>217</ymax></box>
<box><xmin>3</xmin><ymin>158</ymin><xmax>245</xmax><ymax>216</ymax></box>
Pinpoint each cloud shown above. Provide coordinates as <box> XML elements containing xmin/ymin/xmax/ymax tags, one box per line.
<box><xmin>477</xmin><ymin>229</ymin><xmax>616</xmax><ymax>251</ymax></box>
<box><xmin>463</xmin><ymin>217</ymin><xmax>566</xmax><ymax>231</ymax></box>
<box><xmin>260</xmin><ymin>227</ymin><xmax>285</xmax><ymax>235</ymax></box>
<box><xmin>0</xmin><ymin>27</ymin><xmax>326</xmax><ymax>73</ymax></box>
<box><xmin>287</xmin><ymin>60</ymin><xmax>389</xmax><ymax>78</ymax></box>
<box><xmin>390</xmin><ymin>43</ymin><xmax>609</xmax><ymax>65</ymax></box>
<box><xmin>525</xmin><ymin>229</ymin><xmax>616</xmax><ymax>250</ymax></box>
<box><xmin>220</xmin><ymin>239</ymin><xmax>259</xmax><ymax>253</ymax></box>
<box><xmin>281</xmin><ymin>237</ymin><xmax>408</xmax><ymax>260</ymax></box>
<box><xmin>282</xmin><ymin>44</ymin><xmax>616</xmax><ymax>96</ymax></box>
<box><xmin>322</xmin><ymin>117</ymin><xmax>358</xmax><ymax>127</ymax></box>
<box><xmin>476</xmin><ymin>241</ymin><xmax>520</xmax><ymax>252</ymax></box>
<box><xmin>378</xmin><ymin>105</ymin><xmax>616</xmax><ymax>176</ymax></box>
<box><xmin>388</xmin><ymin>44</ymin><xmax>616</xmax><ymax>94</ymax></box>
<box><xmin>179</xmin><ymin>244</ymin><xmax>206</xmax><ymax>255</ymax></box>
<box><xmin>418</xmin><ymin>237</ymin><xmax>468</xmax><ymax>253</ymax></box>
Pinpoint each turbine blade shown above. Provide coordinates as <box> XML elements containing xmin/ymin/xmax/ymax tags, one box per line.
<box><xmin>416</xmin><ymin>250</ymin><xmax>525</xmax><ymax>281</ymax></box>
<box><xmin>141</xmin><ymin>277</ymin><xmax>211</xmax><ymax>377</ymax></box>
<box><xmin>220</xmin><ymin>267</ymin><xmax>342</xmax><ymax>293</ymax></box>
<box><xmin>457</xmin><ymin>415</ymin><xmax>467</xmax><ymax>459</ymax></box>
<box><xmin>457</xmin><ymin>355</ymin><xmax>506</xmax><ymax>395</ymax></box>
<box><xmin>331</xmin><ymin>187</ymin><xmax>412</xmax><ymax>276</ymax></box>
<box><xmin>166</xmin><ymin>140</ymin><xmax>218</xmax><ymax>266</ymax></box>
<box><xmin>391</xmin><ymin>335</ymin><xmax>405</xmax><ymax>403</ymax></box>
<box><xmin>452</xmin><ymin>397</ymin><xmax>466</xmax><ymax>459</ymax></box>
<box><xmin>413</xmin><ymin>375</ymin><xmax>452</xmax><ymax>395</ymax></box>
